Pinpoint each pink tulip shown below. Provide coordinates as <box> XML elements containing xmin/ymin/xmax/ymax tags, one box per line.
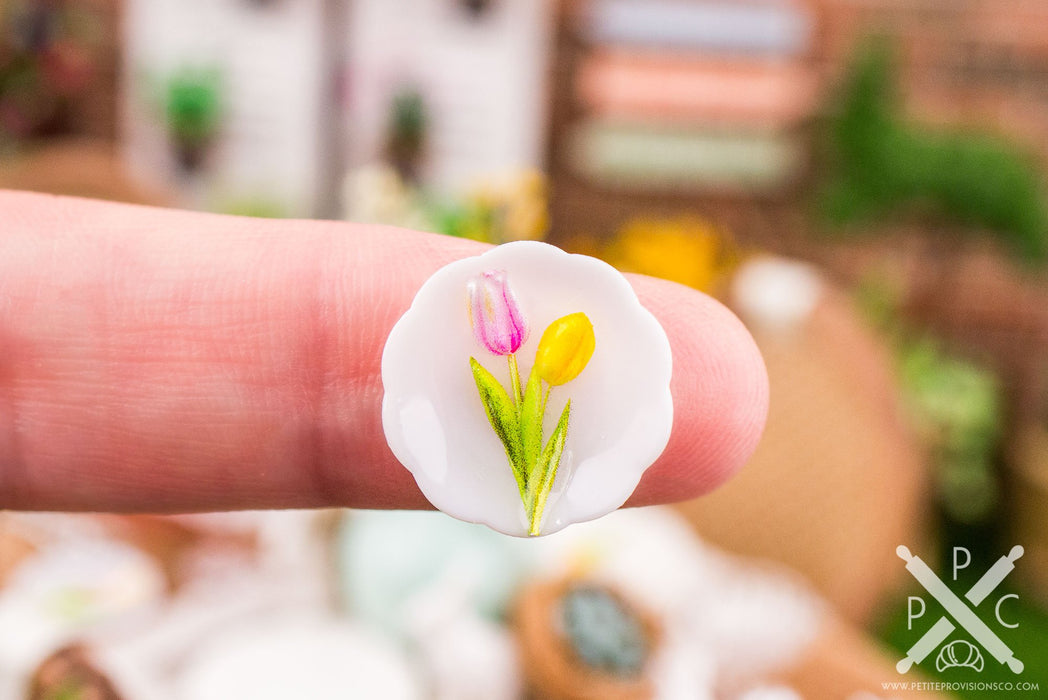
<box><xmin>468</xmin><ymin>270</ymin><xmax>527</xmax><ymax>355</ymax></box>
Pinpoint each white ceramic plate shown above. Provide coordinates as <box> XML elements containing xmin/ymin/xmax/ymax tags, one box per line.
<box><xmin>382</xmin><ymin>241</ymin><xmax>672</xmax><ymax>536</ymax></box>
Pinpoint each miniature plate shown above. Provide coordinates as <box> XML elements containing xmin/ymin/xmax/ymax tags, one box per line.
<box><xmin>382</xmin><ymin>241</ymin><xmax>672</xmax><ymax>537</ymax></box>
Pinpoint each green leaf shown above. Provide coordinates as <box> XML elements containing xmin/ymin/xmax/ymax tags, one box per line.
<box><xmin>470</xmin><ymin>357</ymin><xmax>526</xmax><ymax>499</ymax></box>
<box><xmin>528</xmin><ymin>399</ymin><xmax>570</xmax><ymax>536</ymax></box>
<box><xmin>519</xmin><ymin>368</ymin><xmax>545</xmax><ymax>484</ymax></box>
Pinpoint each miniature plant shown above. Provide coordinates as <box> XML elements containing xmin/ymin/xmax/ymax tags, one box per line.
<box><xmin>163</xmin><ymin>67</ymin><xmax>222</xmax><ymax>172</ymax></box>
<box><xmin>560</xmin><ymin>584</ymin><xmax>649</xmax><ymax>677</ymax></box>
<box><xmin>820</xmin><ymin>38</ymin><xmax>1048</xmax><ymax>263</ymax></box>
<box><xmin>900</xmin><ymin>339</ymin><xmax>1002</xmax><ymax>525</ymax></box>
<box><xmin>385</xmin><ymin>88</ymin><xmax>426</xmax><ymax>183</ymax></box>
<box><xmin>0</xmin><ymin>1</ymin><xmax>100</xmax><ymax>143</ymax></box>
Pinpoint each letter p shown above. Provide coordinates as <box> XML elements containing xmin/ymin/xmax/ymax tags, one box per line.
<box><xmin>953</xmin><ymin>547</ymin><xmax>972</xmax><ymax>581</ymax></box>
<box><xmin>907</xmin><ymin>596</ymin><xmax>926</xmax><ymax>630</ymax></box>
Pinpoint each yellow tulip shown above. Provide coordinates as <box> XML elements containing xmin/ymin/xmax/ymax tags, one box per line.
<box><xmin>534</xmin><ymin>313</ymin><xmax>595</xmax><ymax>386</ymax></box>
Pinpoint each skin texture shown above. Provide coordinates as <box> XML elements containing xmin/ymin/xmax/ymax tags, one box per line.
<box><xmin>0</xmin><ymin>190</ymin><xmax>768</xmax><ymax>513</ymax></box>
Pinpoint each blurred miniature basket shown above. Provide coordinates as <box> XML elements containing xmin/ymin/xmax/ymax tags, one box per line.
<box><xmin>28</xmin><ymin>645</ymin><xmax>123</xmax><ymax>700</ymax></box>
<box><xmin>676</xmin><ymin>272</ymin><xmax>931</xmax><ymax>623</ymax></box>
<box><xmin>512</xmin><ymin>577</ymin><xmax>660</xmax><ymax>700</ymax></box>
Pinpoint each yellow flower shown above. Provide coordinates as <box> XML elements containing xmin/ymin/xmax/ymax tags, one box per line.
<box><xmin>605</xmin><ymin>216</ymin><xmax>732</xmax><ymax>293</ymax></box>
<box><xmin>534</xmin><ymin>313</ymin><xmax>595</xmax><ymax>386</ymax></box>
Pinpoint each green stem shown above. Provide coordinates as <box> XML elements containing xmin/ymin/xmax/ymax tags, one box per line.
<box><xmin>525</xmin><ymin>383</ymin><xmax>552</xmax><ymax>502</ymax></box>
<box><xmin>528</xmin><ymin>393</ymin><xmax>569</xmax><ymax>537</ymax></box>
<box><xmin>528</xmin><ymin>504</ymin><xmax>543</xmax><ymax>537</ymax></box>
<box><xmin>507</xmin><ymin>354</ymin><xmax>523</xmax><ymax>408</ymax></box>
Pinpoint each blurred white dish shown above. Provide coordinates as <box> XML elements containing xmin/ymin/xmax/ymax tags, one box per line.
<box><xmin>177</xmin><ymin>615</ymin><xmax>420</xmax><ymax>700</ymax></box>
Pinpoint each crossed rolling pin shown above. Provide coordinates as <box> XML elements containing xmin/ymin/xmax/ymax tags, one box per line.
<box><xmin>896</xmin><ymin>545</ymin><xmax>1024</xmax><ymax>674</ymax></box>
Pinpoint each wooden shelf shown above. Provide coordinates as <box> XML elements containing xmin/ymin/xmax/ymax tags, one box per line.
<box><xmin>545</xmin><ymin>0</ymin><xmax>823</xmax><ymax>246</ymax></box>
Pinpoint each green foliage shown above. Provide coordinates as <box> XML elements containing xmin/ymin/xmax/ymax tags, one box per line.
<box><xmin>527</xmin><ymin>399</ymin><xmax>569</xmax><ymax>537</ymax></box>
<box><xmin>44</xmin><ymin>680</ymin><xmax>85</xmax><ymax>700</ymax></box>
<box><xmin>900</xmin><ymin>339</ymin><xmax>1002</xmax><ymax>524</ymax></box>
<box><xmin>820</xmin><ymin>38</ymin><xmax>1048</xmax><ymax>263</ymax></box>
<box><xmin>164</xmin><ymin>67</ymin><xmax>222</xmax><ymax>146</ymax></box>
<box><xmin>220</xmin><ymin>197</ymin><xmax>287</xmax><ymax>219</ymax></box>
<box><xmin>470</xmin><ymin>356</ymin><xmax>572</xmax><ymax>535</ymax></box>
<box><xmin>520</xmin><ymin>368</ymin><xmax>545</xmax><ymax>477</ymax></box>
<box><xmin>470</xmin><ymin>356</ymin><xmax>526</xmax><ymax>498</ymax></box>
<box><xmin>434</xmin><ymin>200</ymin><xmax>494</xmax><ymax>241</ymax></box>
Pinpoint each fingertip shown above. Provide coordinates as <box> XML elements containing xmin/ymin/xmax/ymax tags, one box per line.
<box><xmin>626</xmin><ymin>275</ymin><xmax>769</xmax><ymax>506</ymax></box>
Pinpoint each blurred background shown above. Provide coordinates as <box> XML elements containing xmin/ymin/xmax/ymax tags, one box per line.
<box><xmin>3</xmin><ymin>0</ymin><xmax>1048</xmax><ymax>698</ymax></box>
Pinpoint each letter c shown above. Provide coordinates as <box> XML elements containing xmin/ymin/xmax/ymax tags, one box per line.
<box><xmin>996</xmin><ymin>593</ymin><xmax>1020</xmax><ymax>629</ymax></box>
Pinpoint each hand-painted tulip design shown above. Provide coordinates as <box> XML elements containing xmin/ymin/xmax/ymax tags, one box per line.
<box><xmin>467</xmin><ymin>271</ymin><xmax>595</xmax><ymax>536</ymax></box>
<box><xmin>534</xmin><ymin>313</ymin><xmax>595</xmax><ymax>386</ymax></box>
<box><xmin>468</xmin><ymin>270</ymin><xmax>527</xmax><ymax>356</ymax></box>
